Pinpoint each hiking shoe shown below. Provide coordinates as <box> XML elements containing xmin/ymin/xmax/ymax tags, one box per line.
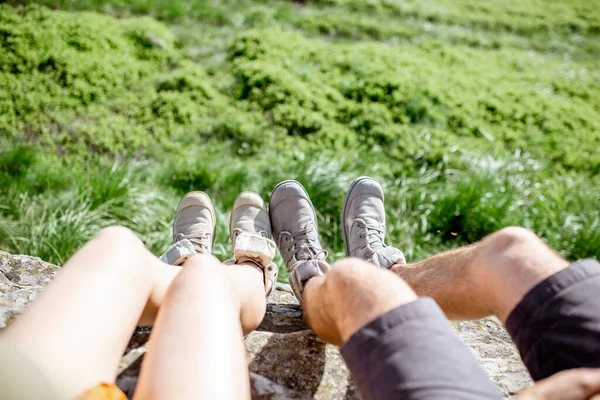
<box><xmin>270</xmin><ymin>180</ymin><xmax>330</xmax><ymax>303</ymax></box>
<box><xmin>173</xmin><ymin>191</ymin><xmax>216</xmax><ymax>255</ymax></box>
<box><xmin>159</xmin><ymin>239</ymin><xmax>196</xmax><ymax>266</ymax></box>
<box><xmin>341</xmin><ymin>177</ymin><xmax>405</xmax><ymax>268</ymax></box>
<box><xmin>224</xmin><ymin>192</ymin><xmax>278</xmax><ymax>296</ymax></box>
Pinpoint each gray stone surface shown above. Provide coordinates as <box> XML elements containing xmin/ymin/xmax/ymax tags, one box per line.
<box><xmin>0</xmin><ymin>253</ymin><xmax>533</xmax><ymax>398</ymax></box>
<box><xmin>0</xmin><ymin>252</ymin><xmax>59</xmax><ymax>329</ymax></box>
<box><xmin>453</xmin><ymin>319</ymin><xmax>533</xmax><ymax>396</ymax></box>
<box><xmin>249</xmin><ymin>289</ymin><xmax>359</xmax><ymax>399</ymax></box>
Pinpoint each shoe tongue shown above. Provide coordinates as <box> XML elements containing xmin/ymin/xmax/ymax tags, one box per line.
<box><xmin>361</xmin><ymin>216</ymin><xmax>381</xmax><ymax>226</ymax></box>
<box><xmin>296</xmin><ymin>244</ymin><xmax>326</xmax><ymax>262</ymax></box>
<box><xmin>294</xmin><ymin>222</ymin><xmax>322</xmax><ymax>260</ymax></box>
<box><xmin>369</xmin><ymin>247</ymin><xmax>406</xmax><ymax>269</ymax></box>
<box><xmin>296</xmin><ymin>246</ymin><xmax>315</xmax><ymax>261</ymax></box>
<box><xmin>359</xmin><ymin>218</ymin><xmax>385</xmax><ymax>251</ymax></box>
<box><xmin>235</xmin><ymin>206</ymin><xmax>270</xmax><ymax>234</ymax></box>
<box><xmin>356</xmin><ymin>196</ymin><xmax>385</xmax><ymax>225</ymax></box>
<box><xmin>369</xmin><ymin>240</ymin><xmax>385</xmax><ymax>252</ymax></box>
<box><xmin>305</xmin><ymin>220</ymin><xmax>318</xmax><ymax>234</ymax></box>
<box><xmin>188</xmin><ymin>238</ymin><xmax>210</xmax><ymax>254</ymax></box>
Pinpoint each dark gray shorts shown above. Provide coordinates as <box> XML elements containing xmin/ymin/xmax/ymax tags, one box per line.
<box><xmin>340</xmin><ymin>259</ymin><xmax>600</xmax><ymax>399</ymax></box>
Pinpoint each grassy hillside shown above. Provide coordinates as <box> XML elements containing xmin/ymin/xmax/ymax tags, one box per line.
<box><xmin>1</xmin><ymin>1</ymin><xmax>598</xmax><ymax>277</ymax></box>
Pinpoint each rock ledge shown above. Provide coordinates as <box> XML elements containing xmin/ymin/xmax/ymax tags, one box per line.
<box><xmin>0</xmin><ymin>253</ymin><xmax>532</xmax><ymax>398</ymax></box>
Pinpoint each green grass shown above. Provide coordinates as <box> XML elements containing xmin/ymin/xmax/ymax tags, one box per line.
<box><xmin>0</xmin><ymin>0</ymin><xmax>598</xmax><ymax>277</ymax></box>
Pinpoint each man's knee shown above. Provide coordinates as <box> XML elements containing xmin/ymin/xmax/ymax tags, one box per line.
<box><xmin>304</xmin><ymin>257</ymin><xmax>407</xmax><ymax>305</ymax></box>
<box><xmin>325</xmin><ymin>258</ymin><xmax>416</xmax><ymax>306</ymax></box>
<box><xmin>328</xmin><ymin>258</ymin><xmax>386</xmax><ymax>293</ymax></box>
<box><xmin>86</xmin><ymin>226</ymin><xmax>156</xmax><ymax>286</ymax></box>
<box><xmin>305</xmin><ymin>258</ymin><xmax>417</xmax><ymax>345</ymax></box>
<box><xmin>473</xmin><ymin>226</ymin><xmax>552</xmax><ymax>273</ymax></box>
<box><xmin>476</xmin><ymin>226</ymin><xmax>566</xmax><ymax>272</ymax></box>
<box><xmin>471</xmin><ymin>226</ymin><xmax>568</xmax><ymax>321</ymax></box>
<box><xmin>326</xmin><ymin>258</ymin><xmax>374</xmax><ymax>290</ymax></box>
<box><xmin>482</xmin><ymin>226</ymin><xmax>544</xmax><ymax>255</ymax></box>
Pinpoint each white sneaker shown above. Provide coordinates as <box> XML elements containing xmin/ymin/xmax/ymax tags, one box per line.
<box><xmin>269</xmin><ymin>180</ymin><xmax>330</xmax><ymax>303</ymax></box>
<box><xmin>226</xmin><ymin>192</ymin><xmax>278</xmax><ymax>296</ymax></box>
<box><xmin>341</xmin><ymin>177</ymin><xmax>405</xmax><ymax>268</ymax></box>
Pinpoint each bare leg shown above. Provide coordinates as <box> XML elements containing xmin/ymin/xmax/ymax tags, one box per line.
<box><xmin>391</xmin><ymin>227</ymin><xmax>569</xmax><ymax>322</ymax></box>
<box><xmin>223</xmin><ymin>261</ymin><xmax>267</xmax><ymax>335</ymax></box>
<box><xmin>1</xmin><ymin>226</ymin><xmax>267</xmax><ymax>398</ymax></box>
<box><xmin>134</xmin><ymin>254</ymin><xmax>252</xmax><ymax>400</ymax></box>
<box><xmin>151</xmin><ymin>255</ymin><xmax>266</xmax><ymax>335</ymax></box>
<box><xmin>1</xmin><ymin>227</ymin><xmax>182</xmax><ymax>397</ymax></box>
<box><xmin>303</xmin><ymin>258</ymin><xmax>417</xmax><ymax>346</ymax></box>
<box><xmin>302</xmin><ymin>258</ymin><xmax>503</xmax><ymax>399</ymax></box>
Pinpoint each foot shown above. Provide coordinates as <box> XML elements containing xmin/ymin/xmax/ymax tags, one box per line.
<box><xmin>270</xmin><ymin>180</ymin><xmax>330</xmax><ymax>303</ymax></box>
<box><xmin>341</xmin><ymin>177</ymin><xmax>405</xmax><ymax>268</ymax></box>
<box><xmin>173</xmin><ymin>191</ymin><xmax>216</xmax><ymax>254</ymax></box>
<box><xmin>226</xmin><ymin>192</ymin><xmax>278</xmax><ymax>296</ymax></box>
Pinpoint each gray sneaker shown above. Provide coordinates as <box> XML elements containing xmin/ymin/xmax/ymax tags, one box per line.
<box><xmin>225</xmin><ymin>192</ymin><xmax>278</xmax><ymax>296</ymax></box>
<box><xmin>270</xmin><ymin>180</ymin><xmax>330</xmax><ymax>303</ymax></box>
<box><xmin>173</xmin><ymin>191</ymin><xmax>216</xmax><ymax>255</ymax></box>
<box><xmin>341</xmin><ymin>177</ymin><xmax>405</xmax><ymax>268</ymax></box>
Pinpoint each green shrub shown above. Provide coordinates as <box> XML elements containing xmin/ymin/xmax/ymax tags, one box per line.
<box><xmin>229</xmin><ymin>29</ymin><xmax>600</xmax><ymax>172</ymax></box>
<box><xmin>1</xmin><ymin>2</ymin><xmax>598</xmax><ymax>274</ymax></box>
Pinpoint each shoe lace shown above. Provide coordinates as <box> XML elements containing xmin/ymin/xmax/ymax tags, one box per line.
<box><xmin>233</xmin><ymin>228</ymin><xmax>268</xmax><ymax>239</ymax></box>
<box><xmin>175</xmin><ymin>232</ymin><xmax>210</xmax><ymax>253</ymax></box>
<box><xmin>357</xmin><ymin>220</ymin><xmax>386</xmax><ymax>251</ymax></box>
<box><xmin>282</xmin><ymin>225</ymin><xmax>328</xmax><ymax>264</ymax></box>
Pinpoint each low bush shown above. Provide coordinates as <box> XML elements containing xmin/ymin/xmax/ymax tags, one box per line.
<box><xmin>0</xmin><ymin>2</ymin><xmax>598</xmax><ymax>277</ymax></box>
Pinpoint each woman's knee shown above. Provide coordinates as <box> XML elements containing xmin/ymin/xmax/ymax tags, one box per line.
<box><xmin>170</xmin><ymin>254</ymin><xmax>229</xmax><ymax>293</ymax></box>
<box><xmin>182</xmin><ymin>253</ymin><xmax>223</xmax><ymax>269</ymax></box>
<box><xmin>96</xmin><ymin>226</ymin><xmax>145</xmax><ymax>253</ymax></box>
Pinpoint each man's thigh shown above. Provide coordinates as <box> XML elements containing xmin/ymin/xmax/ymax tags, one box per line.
<box><xmin>341</xmin><ymin>297</ymin><xmax>502</xmax><ymax>399</ymax></box>
<box><xmin>506</xmin><ymin>259</ymin><xmax>600</xmax><ymax>381</ymax></box>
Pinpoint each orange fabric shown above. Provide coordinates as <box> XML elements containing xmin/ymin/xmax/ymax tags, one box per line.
<box><xmin>77</xmin><ymin>383</ymin><xmax>127</xmax><ymax>400</ymax></box>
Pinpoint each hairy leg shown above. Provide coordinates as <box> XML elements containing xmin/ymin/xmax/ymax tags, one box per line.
<box><xmin>303</xmin><ymin>258</ymin><xmax>417</xmax><ymax>346</ymax></box>
<box><xmin>302</xmin><ymin>258</ymin><xmax>502</xmax><ymax>399</ymax></box>
<box><xmin>134</xmin><ymin>255</ymin><xmax>251</xmax><ymax>400</ymax></box>
<box><xmin>391</xmin><ymin>227</ymin><xmax>569</xmax><ymax>322</ymax></box>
